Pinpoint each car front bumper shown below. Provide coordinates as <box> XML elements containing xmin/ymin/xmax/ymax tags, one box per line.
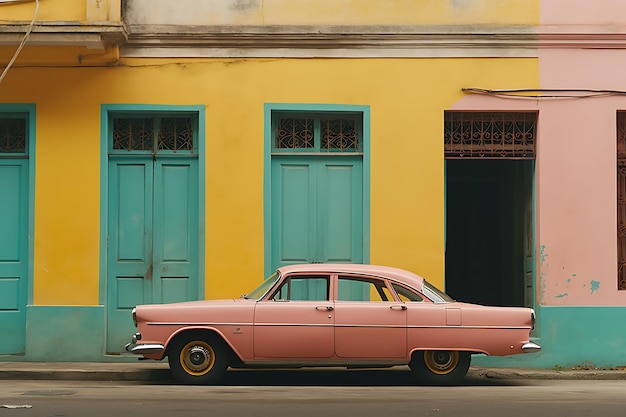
<box><xmin>124</xmin><ymin>332</ymin><xmax>165</xmax><ymax>355</ymax></box>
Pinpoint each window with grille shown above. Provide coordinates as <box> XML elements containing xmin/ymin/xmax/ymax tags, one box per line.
<box><xmin>444</xmin><ymin>112</ymin><xmax>537</xmax><ymax>159</ymax></box>
<box><xmin>0</xmin><ymin>114</ymin><xmax>28</xmax><ymax>155</ymax></box>
<box><xmin>110</xmin><ymin>114</ymin><xmax>196</xmax><ymax>154</ymax></box>
<box><xmin>617</xmin><ymin>113</ymin><xmax>626</xmax><ymax>290</ymax></box>
<box><xmin>272</xmin><ymin>112</ymin><xmax>362</xmax><ymax>153</ymax></box>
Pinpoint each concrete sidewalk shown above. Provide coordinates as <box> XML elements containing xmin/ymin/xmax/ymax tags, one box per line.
<box><xmin>1</xmin><ymin>361</ymin><xmax>626</xmax><ymax>382</ymax></box>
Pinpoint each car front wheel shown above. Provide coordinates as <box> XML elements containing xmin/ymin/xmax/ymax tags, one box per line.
<box><xmin>409</xmin><ymin>350</ymin><xmax>471</xmax><ymax>385</ymax></box>
<box><xmin>168</xmin><ymin>334</ymin><xmax>229</xmax><ymax>385</ymax></box>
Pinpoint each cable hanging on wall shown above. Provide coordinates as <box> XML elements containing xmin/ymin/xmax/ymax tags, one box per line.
<box><xmin>0</xmin><ymin>0</ymin><xmax>40</xmax><ymax>85</ymax></box>
<box><xmin>462</xmin><ymin>88</ymin><xmax>626</xmax><ymax>100</ymax></box>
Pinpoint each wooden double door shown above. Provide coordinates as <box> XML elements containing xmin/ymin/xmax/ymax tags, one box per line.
<box><xmin>106</xmin><ymin>156</ymin><xmax>199</xmax><ymax>353</ymax></box>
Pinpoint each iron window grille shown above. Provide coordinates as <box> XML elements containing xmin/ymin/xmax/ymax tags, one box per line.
<box><xmin>272</xmin><ymin>112</ymin><xmax>362</xmax><ymax>154</ymax></box>
<box><xmin>444</xmin><ymin>112</ymin><xmax>537</xmax><ymax>159</ymax></box>
<box><xmin>617</xmin><ymin>112</ymin><xmax>626</xmax><ymax>290</ymax></box>
<box><xmin>0</xmin><ymin>114</ymin><xmax>28</xmax><ymax>155</ymax></box>
<box><xmin>110</xmin><ymin>114</ymin><xmax>197</xmax><ymax>155</ymax></box>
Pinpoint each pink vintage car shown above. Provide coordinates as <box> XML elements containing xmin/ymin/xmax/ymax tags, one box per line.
<box><xmin>125</xmin><ymin>264</ymin><xmax>540</xmax><ymax>385</ymax></box>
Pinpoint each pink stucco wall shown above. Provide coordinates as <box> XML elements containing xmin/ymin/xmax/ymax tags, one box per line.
<box><xmin>541</xmin><ymin>0</ymin><xmax>626</xmax><ymax>25</ymax></box>
<box><xmin>536</xmin><ymin>48</ymin><xmax>626</xmax><ymax>306</ymax></box>
<box><xmin>451</xmin><ymin>1</ymin><xmax>626</xmax><ymax>306</ymax></box>
<box><xmin>539</xmin><ymin>1</ymin><xmax>626</xmax><ymax>306</ymax></box>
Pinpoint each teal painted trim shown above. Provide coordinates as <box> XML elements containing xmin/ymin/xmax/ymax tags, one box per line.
<box><xmin>99</xmin><ymin>104</ymin><xmax>207</xmax><ymax>305</ymax></box>
<box><xmin>473</xmin><ymin>306</ymin><xmax>626</xmax><ymax>369</ymax></box>
<box><xmin>443</xmin><ymin>159</ymin><xmax>446</xmax><ymax>256</ymax></box>
<box><xmin>361</xmin><ymin>108</ymin><xmax>371</xmax><ymax>264</ymax></box>
<box><xmin>263</xmin><ymin>104</ymin><xmax>272</xmax><ymax>277</ymax></box>
<box><xmin>10</xmin><ymin>304</ymin><xmax>626</xmax><ymax>365</ymax></box>
<box><xmin>0</xmin><ymin>104</ymin><xmax>36</xmax><ymax>305</ymax></box>
<box><xmin>531</xmin><ymin>161</ymin><xmax>537</xmax><ymax>316</ymax></box>
<box><xmin>25</xmin><ymin>306</ymin><xmax>105</xmax><ymax>361</ymax></box>
<box><xmin>263</xmin><ymin>103</ymin><xmax>371</xmax><ymax>277</ymax></box>
<box><xmin>196</xmin><ymin>109</ymin><xmax>206</xmax><ymax>297</ymax></box>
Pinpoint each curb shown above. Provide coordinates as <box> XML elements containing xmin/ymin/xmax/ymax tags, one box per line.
<box><xmin>1</xmin><ymin>364</ymin><xmax>626</xmax><ymax>382</ymax></box>
<box><xmin>467</xmin><ymin>367</ymin><xmax>626</xmax><ymax>380</ymax></box>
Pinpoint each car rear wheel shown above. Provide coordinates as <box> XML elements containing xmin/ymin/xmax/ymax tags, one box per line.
<box><xmin>168</xmin><ymin>334</ymin><xmax>229</xmax><ymax>385</ymax></box>
<box><xmin>409</xmin><ymin>350</ymin><xmax>471</xmax><ymax>385</ymax></box>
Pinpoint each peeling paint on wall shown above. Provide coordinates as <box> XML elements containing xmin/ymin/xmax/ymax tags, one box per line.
<box><xmin>555</xmin><ymin>293</ymin><xmax>568</xmax><ymax>298</ymax></box>
<box><xmin>590</xmin><ymin>280</ymin><xmax>600</xmax><ymax>294</ymax></box>
<box><xmin>540</xmin><ymin>245</ymin><xmax>548</xmax><ymax>264</ymax></box>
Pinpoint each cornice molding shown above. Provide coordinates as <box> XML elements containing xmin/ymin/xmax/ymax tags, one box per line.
<box><xmin>120</xmin><ymin>24</ymin><xmax>626</xmax><ymax>58</ymax></box>
<box><xmin>0</xmin><ymin>21</ymin><xmax>127</xmax><ymax>49</ymax></box>
<box><xmin>4</xmin><ymin>22</ymin><xmax>626</xmax><ymax>57</ymax></box>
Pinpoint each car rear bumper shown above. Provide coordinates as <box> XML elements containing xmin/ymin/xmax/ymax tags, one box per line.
<box><xmin>521</xmin><ymin>341</ymin><xmax>541</xmax><ymax>352</ymax></box>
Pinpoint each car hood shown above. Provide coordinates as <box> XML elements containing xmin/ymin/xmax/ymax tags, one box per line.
<box><xmin>134</xmin><ymin>298</ymin><xmax>255</xmax><ymax>324</ymax></box>
<box><xmin>137</xmin><ymin>298</ymin><xmax>251</xmax><ymax>310</ymax></box>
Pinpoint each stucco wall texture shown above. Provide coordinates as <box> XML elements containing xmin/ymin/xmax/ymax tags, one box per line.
<box><xmin>537</xmin><ymin>0</ymin><xmax>626</xmax><ymax>306</ymax></box>
<box><xmin>451</xmin><ymin>0</ymin><xmax>626</xmax><ymax>307</ymax></box>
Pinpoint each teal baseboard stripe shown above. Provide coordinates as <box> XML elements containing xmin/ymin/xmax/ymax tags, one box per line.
<box><xmin>25</xmin><ymin>306</ymin><xmax>105</xmax><ymax>361</ymax></box>
<box><xmin>473</xmin><ymin>305</ymin><xmax>626</xmax><ymax>369</ymax></box>
<box><xmin>2</xmin><ymin>304</ymin><xmax>626</xmax><ymax>366</ymax></box>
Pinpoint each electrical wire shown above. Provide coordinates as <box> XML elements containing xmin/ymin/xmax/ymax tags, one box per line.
<box><xmin>0</xmin><ymin>0</ymin><xmax>39</xmax><ymax>85</ymax></box>
<box><xmin>462</xmin><ymin>87</ymin><xmax>626</xmax><ymax>100</ymax></box>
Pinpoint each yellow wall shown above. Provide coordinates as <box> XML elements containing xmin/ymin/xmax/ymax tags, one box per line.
<box><xmin>261</xmin><ymin>0</ymin><xmax>539</xmax><ymax>25</ymax></box>
<box><xmin>0</xmin><ymin>0</ymin><xmax>120</xmax><ymax>22</ymax></box>
<box><xmin>0</xmin><ymin>56</ymin><xmax>539</xmax><ymax>305</ymax></box>
<box><xmin>124</xmin><ymin>0</ymin><xmax>539</xmax><ymax>26</ymax></box>
<box><xmin>1</xmin><ymin>0</ymin><xmax>536</xmax><ymax>25</ymax></box>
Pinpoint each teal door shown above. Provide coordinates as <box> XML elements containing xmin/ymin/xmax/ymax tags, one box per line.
<box><xmin>271</xmin><ymin>156</ymin><xmax>363</xmax><ymax>268</ymax></box>
<box><xmin>0</xmin><ymin>160</ymin><xmax>28</xmax><ymax>354</ymax></box>
<box><xmin>107</xmin><ymin>156</ymin><xmax>199</xmax><ymax>353</ymax></box>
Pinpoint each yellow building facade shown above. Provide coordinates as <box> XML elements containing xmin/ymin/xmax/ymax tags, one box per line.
<box><xmin>2</xmin><ymin>0</ymin><xmax>564</xmax><ymax>364</ymax></box>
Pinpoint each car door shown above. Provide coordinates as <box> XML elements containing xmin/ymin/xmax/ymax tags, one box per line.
<box><xmin>253</xmin><ymin>274</ymin><xmax>334</xmax><ymax>358</ymax></box>
<box><xmin>334</xmin><ymin>275</ymin><xmax>407</xmax><ymax>358</ymax></box>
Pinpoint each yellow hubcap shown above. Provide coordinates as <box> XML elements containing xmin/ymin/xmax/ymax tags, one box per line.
<box><xmin>180</xmin><ymin>341</ymin><xmax>216</xmax><ymax>376</ymax></box>
<box><xmin>423</xmin><ymin>351</ymin><xmax>459</xmax><ymax>375</ymax></box>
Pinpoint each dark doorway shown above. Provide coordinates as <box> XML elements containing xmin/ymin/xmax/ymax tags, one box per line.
<box><xmin>445</xmin><ymin>160</ymin><xmax>534</xmax><ymax>307</ymax></box>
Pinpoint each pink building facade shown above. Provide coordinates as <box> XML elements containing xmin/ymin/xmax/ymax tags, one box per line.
<box><xmin>462</xmin><ymin>1</ymin><xmax>626</xmax><ymax>368</ymax></box>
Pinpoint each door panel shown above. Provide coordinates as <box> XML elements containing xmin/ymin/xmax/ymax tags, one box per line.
<box><xmin>319</xmin><ymin>161</ymin><xmax>363</xmax><ymax>263</ymax></box>
<box><xmin>271</xmin><ymin>156</ymin><xmax>363</xmax><ymax>270</ymax></box>
<box><xmin>153</xmin><ymin>160</ymin><xmax>199</xmax><ymax>304</ymax></box>
<box><xmin>0</xmin><ymin>162</ymin><xmax>28</xmax><ymax>354</ymax></box>
<box><xmin>334</xmin><ymin>302</ymin><xmax>407</xmax><ymax>358</ymax></box>
<box><xmin>107</xmin><ymin>157</ymin><xmax>199</xmax><ymax>353</ymax></box>
<box><xmin>334</xmin><ymin>276</ymin><xmax>406</xmax><ymax>358</ymax></box>
<box><xmin>107</xmin><ymin>159</ymin><xmax>153</xmax><ymax>352</ymax></box>
<box><xmin>271</xmin><ymin>161</ymin><xmax>316</xmax><ymax>266</ymax></box>
<box><xmin>253</xmin><ymin>302</ymin><xmax>335</xmax><ymax>358</ymax></box>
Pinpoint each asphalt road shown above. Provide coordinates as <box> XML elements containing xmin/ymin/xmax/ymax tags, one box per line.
<box><xmin>1</xmin><ymin>370</ymin><xmax>625</xmax><ymax>417</ymax></box>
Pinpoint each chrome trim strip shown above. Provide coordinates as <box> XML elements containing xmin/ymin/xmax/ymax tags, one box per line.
<box><xmin>254</xmin><ymin>323</ymin><xmax>335</xmax><ymax>327</ymax></box>
<box><xmin>129</xmin><ymin>344</ymin><xmax>165</xmax><ymax>355</ymax></box>
<box><xmin>148</xmin><ymin>322</ymin><xmax>253</xmax><ymax>326</ymax></box>
<box><xmin>146</xmin><ymin>321</ymin><xmax>531</xmax><ymax>330</ymax></box>
<box><xmin>522</xmin><ymin>341</ymin><xmax>542</xmax><ymax>352</ymax></box>
<box><xmin>408</xmin><ymin>325</ymin><xmax>532</xmax><ymax>330</ymax></box>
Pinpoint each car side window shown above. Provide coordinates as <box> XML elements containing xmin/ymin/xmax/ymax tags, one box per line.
<box><xmin>337</xmin><ymin>276</ymin><xmax>393</xmax><ymax>302</ymax></box>
<box><xmin>271</xmin><ymin>275</ymin><xmax>329</xmax><ymax>301</ymax></box>
<box><xmin>392</xmin><ymin>283</ymin><xmax>425</xmax><ymax>302</ymax></box>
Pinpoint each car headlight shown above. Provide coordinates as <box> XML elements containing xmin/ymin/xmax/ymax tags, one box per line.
<box><xmin>132</xmin><ymin>307</ymin><xmax>137</xmax><ymax>327</ymax></box>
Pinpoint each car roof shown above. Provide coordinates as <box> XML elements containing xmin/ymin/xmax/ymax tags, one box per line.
<box><xmin>276</xmin><ymin>263</ymin><xmax>425</xmax><ymax>289</ymax></box>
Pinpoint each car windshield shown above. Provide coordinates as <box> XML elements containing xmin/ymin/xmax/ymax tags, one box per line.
<box><xmin>422</xmin><ymin>280</ymin><xmax>455</xmax><ymax>303</ymax></box>
<box><xmin>241</xmin><ymin>272</ymin><xmax>280</xmax><ymax>300</ymax></box>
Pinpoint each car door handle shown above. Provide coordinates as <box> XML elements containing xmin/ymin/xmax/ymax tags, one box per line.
<box><xmin>316</xmin><ymin>306</ymin><xmax>334</xmax><ymax>311</ymax></box>
<box><xmin>390</xmin><ymin>305</ymin><xmax>407</xmax><ymax>310</ymax></box>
